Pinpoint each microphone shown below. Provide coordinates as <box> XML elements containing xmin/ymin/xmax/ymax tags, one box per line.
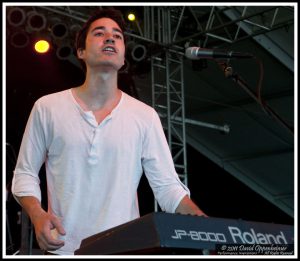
<box><xmin>185</xmin><ymin>47</ymin><xmax>254</xmax><ymax>60</ymax></box>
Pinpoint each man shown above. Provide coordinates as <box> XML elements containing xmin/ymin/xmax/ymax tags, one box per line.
<box><xmin>12</xmin><ymin>8</ymin><xmax>206</xmax><ymax>255</ymax></box>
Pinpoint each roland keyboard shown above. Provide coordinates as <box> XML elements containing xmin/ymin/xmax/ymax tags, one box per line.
<box><xmin>75</xmin><ymin>212</ymin><xmax>294</xmax><ymax>255</ymax></box>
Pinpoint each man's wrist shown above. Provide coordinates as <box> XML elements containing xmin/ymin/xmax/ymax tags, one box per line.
<box><xmin>175</xmin><ymin>195</ymin><xmax>207</xmax><ymax>216</ymax></box>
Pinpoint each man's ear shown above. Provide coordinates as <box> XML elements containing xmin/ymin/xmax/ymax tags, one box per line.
<box><xmin>77</xmin><ymin>48</ymin><xmax>84</xmax><ymax>59</ymax></box>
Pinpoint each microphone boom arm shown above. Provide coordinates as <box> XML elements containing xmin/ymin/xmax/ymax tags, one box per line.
<box><xmin>218</xmin><ymin>62</ymin><xmax>294</xmax><ymax>136</ymax></box>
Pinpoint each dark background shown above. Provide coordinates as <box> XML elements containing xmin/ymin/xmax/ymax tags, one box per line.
<box><xmin>5</xmin><ymin>22</ymin><xmax>294</xmax><ymax>255</ymax></box>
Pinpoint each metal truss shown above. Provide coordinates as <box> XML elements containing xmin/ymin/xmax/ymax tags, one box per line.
<box><xmin>8</xmin><ymin>5</ymin><xmax>293</xmax><ymax>47</ymax></box>
<box><xmin>169</xmin><ymin>6</ymin><xmax>294</xmax><ymax>47</ymax></box>
<box><xmin>151</xmin><ymin>50</ymin><xmax>187</xmax><ymax>183</ymax></box>
<box><xmin>151</xmin><ymin>50</ymin><xmax>188</xmax><ymax>211</ymax></box>
<box><xmin>149</xmin><ymin>7</ymin><xmax>188</xmax><ymax>211</ymax></box>
<box><xmin>8</xmin><ymin>5</ymin><xmax>293</xmax><ymax>68</ymax></box>
<box><xmin>120</xmin><ymin>6</ymin><xmax>294</xmax><ymax>51</ymax></box>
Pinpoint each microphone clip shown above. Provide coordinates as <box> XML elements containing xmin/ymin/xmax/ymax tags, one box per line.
<box><xmin>217</xmin><ymin>61</ymin><xmax>234</xmax><ymax>79</ymax></box>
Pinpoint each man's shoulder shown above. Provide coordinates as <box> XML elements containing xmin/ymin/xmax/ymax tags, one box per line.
<box><xmin>122</xmin><ymin>92</ymin><xmax>154</xmax><ymax>114</ymax></box>
<box><xmin>36</xmin><ymin>89</ymin><xmax>70</xmax><ymax>105</ymax></box>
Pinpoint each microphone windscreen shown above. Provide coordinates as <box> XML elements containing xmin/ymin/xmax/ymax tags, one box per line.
<box><xmin>185</xmin><ymin>47</ymin><xmax>199</xmax><ymax>60</ymax></box>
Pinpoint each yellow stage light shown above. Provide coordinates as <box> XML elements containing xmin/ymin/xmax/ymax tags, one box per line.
<box><xmin>128</xmin><ymin>13</ymin><xmax>136</xmax><ymax>21</ymax></box>
<box><xmin>34</xmin><ymin>40</ymin><xmax>50</xmax><ymax>53</ymax></box>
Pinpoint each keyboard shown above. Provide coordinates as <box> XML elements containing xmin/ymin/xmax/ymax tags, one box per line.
<box><xmin>75</xmin><ymin>212</ymin><xmax>294</xmax><ymax>254</ymax></box>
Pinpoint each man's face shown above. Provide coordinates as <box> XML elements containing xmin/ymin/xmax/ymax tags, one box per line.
<box><xmin>78</xmin><ymin>17</ymin><xmax>125</xmax><ymax>71</ymax></box>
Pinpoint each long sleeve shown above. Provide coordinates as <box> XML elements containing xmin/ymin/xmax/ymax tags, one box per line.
<box><xmin>11</xmin><ymin>100</ymin><xmax>47</xmax><ymax>203</ymax></box>
<box><xmin>141</xmin><ymin>109</ymin><xmax>190</xmax><ymax>213</ymax></box>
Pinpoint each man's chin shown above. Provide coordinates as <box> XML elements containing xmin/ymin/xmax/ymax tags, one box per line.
<box><xmin>96</xmin><ymin>61</ymin><xmax>123</xmax><ymax>71</ymax></box>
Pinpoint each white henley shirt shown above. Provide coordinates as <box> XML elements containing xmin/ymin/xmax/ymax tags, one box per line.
<box><xmin>12</xmin><ymin>89</ymin><xmax>190</xmax><ymax>255</ymax></box>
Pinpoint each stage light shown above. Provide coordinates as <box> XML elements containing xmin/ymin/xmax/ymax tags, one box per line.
<box><xmin>127</xmin><ymin>41</ymin><xmax>147</xmax><ymax>62</ymax></box>
<box><xmin>70</xmin><ymin>24</ymin><xmax>82</xmax><ymax>40</ymax></box>
<box><xmin>7</xmin><ymin>7</ymin><xmax>26</xmax><ymax>27</ymax></box>
<box><xmin>51</xmin><ymin>21</ymin><xmax>68</xmax><ymax>40</ymax></box>
<box><xmin>56</xmin><ymin>44</ymin><xmax>73</xmax><ymax>60</ymax></box>
<box><xmin>10</xmin><ymin>31</ymin><xmax>29</xmax><ymax>48</ymax></box>
<box><xmin>34</xmin><ymin>39</ymin><xmax>50</xmax><ymax>54</ymax></box>
<box><xmin>128</xmin><ymin>13</ymin><xmax>136</xmax><ymax>22</ymax></box>
<box><xmin>26</xmin><ymin>11</ymin><xmax>47</xmax><ymax>32</ymax></box>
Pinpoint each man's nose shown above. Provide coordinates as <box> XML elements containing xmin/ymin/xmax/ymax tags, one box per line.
<box><xmin>104</xmin><ymin>38</ymin><xmax>115</xmax><ymax>44</ymax></box>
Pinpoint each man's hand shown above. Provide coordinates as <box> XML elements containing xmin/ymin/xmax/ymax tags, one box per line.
<box><xmin>31</xmin><ymin>209</ymin><xmax>66</xmax><ymax>251</ymax></box>
<box><xmin>18</xmin><ymin>196</ymin><xmax>66</xmax><ymax>251</ymax></box>
<box><xmin>175</xmin><ymin>195</ymin><xmax>207</xmax><ymax>217</ymax></box>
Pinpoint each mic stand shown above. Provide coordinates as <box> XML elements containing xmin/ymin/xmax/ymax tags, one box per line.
<box><xmin>217</xmin><ymin>61</ymin><xmax>294</xmax><ymax>136</ymax></box>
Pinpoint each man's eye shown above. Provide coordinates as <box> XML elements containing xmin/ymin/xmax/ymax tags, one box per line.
<box><xmin>95</xmin><ymin>32</ymin><xmax>104</xmax><ymax>36</ymax></box>
<box><xmin>114</xmin><ymin>34</ymin><xmax>122</xmax><ymax>39</ymax></box>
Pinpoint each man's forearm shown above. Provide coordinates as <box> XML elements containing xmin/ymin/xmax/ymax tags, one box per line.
<box><xmin>175</xmin><ymin>195</ymin><xmax>207</xmax><ymax>216</ymax></box>
<box><xmin>17</xmin><ymin>196</ymin><xmax>46</xmax><ymax>223</ymax></box>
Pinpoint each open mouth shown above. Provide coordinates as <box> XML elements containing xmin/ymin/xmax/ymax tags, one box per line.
<box><xmin>102</xmin><ymin>46</ymin><xmax>117</xmax><ymax>53</ymax></box>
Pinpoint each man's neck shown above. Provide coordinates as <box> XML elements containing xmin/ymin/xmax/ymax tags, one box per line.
<box><xmin>75</xmin><ymin>69</ymin><xmax>120</xmax><ymax>111</ymax></box>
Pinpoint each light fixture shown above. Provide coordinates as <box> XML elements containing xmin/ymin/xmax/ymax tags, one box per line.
<box><xmin>10</xmin><ymin>31</ymin><xmax>29</xmax><ymax>48</ymax></box>
<box><xmin>34</xmin><ymin>39</ymin><xmax>50</xmax><ymax>54</ymax></box>
<box><xmin>56</xmin><ymin>44</ymin><xmax>73</xmax><ymax>60</ymax></box>
<box><xmin>26</xmin><ymin>11</ymin><xmax>47</xmax><ymax>32</ymax></box>
<box><xmin>51</xmin><ymin>21</ymin><xmax>68</xmax><ymax>40</ymax></box>
<box><xmin>7</xmin><ymin>7</ymin><xmax>26</xmax><ymax>27</ymax></box>
<box><xmin>127</xmin><ymin>41</ymin><xmax>147</xmax><ymax>62</ymax></box>
<box><xmin>69</xmin><ymin>24</ymin><xmax>82</xmax><ymax>40</ymax></box>
<box><xmin>127</xmin><ymin>13</ymin><xmax>136</xmax><ymax>22</ymax></box>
